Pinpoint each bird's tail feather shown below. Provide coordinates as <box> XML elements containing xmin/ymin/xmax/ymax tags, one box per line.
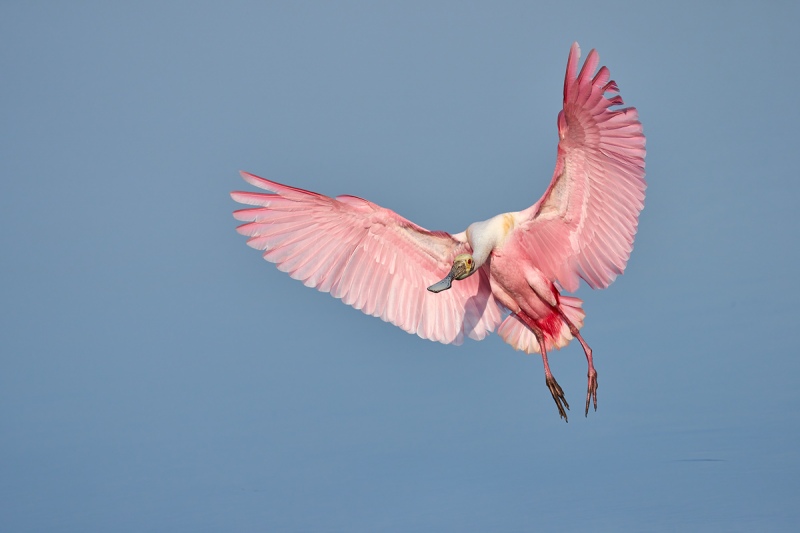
<box><xmin>497</xmin><ymin>296</ymin><xmax>585</xmax><ymax>354</ymax></box>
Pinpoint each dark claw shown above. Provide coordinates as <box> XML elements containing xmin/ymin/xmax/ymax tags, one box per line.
<box><xmin>585</xmin><ymin>371</ymin><xmax>598</xmax><ymax>417</ymax></box>
<box><xmin>545</xmin><ymin>375</ymin><xmax>570</xmax><ymax>422</ymax></box>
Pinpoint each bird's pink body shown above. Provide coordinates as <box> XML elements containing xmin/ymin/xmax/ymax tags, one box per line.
<box><xmin>232</xmin><ymin>43</ymin><xmax>645</xmax><ymax>420</ymax></box>
<box><xmin>490</xmin><ymin>240</ymin><xmax>578</xmax><ymax>341</ymax></box>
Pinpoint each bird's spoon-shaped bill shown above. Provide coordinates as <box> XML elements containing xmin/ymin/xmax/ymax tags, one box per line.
<box><xmin>427</xmin><ymin>273</ymin><xmax>453</xmax><ymax>293</ymax></box>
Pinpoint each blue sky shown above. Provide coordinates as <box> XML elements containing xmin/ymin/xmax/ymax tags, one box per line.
<box><xmin>2</xmin><ymin>1</ymin><xmax>799</xmax><ymax>531</ymax></box>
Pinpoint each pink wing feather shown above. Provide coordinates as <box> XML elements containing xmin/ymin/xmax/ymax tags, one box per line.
<box><xmin>231</xmin><ymin>172</ymin><xmax>504</xmax><ymax>344</ymax></box>
<box><xmin>515</xmin><ymin>42</ymin><xmax>646</xmax><ymax>293</ymax></box>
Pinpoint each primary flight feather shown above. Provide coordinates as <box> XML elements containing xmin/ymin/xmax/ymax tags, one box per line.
<box><xmin>232</xmin><ymin>42</ymin><xmax>646</xmax><ymax>421</ymax></box>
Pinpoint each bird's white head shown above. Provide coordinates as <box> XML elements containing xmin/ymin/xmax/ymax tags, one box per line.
<box><xmin>427</xmin><ymin>254</ymin><xmax>475</xmax><ymax>293</ymax></box>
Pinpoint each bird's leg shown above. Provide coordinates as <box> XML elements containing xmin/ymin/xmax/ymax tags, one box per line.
<box><xmin>539</xmin><ymin>333</ymin><xmax>570</xmax><ymax>422</ymax></box>
<box><xmin>556</xmin><ymin>309</ymin><xmax>597</xmax><ymax>417</ymax></box>
<box><xmin>516</xmin><ymin>313</ymin><xmax>569</xmax><ymax>422</ymax></box>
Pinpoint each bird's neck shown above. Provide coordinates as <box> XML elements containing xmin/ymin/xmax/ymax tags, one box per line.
<box><xmin>467</xmin><ymin>213</ymin><xmax>515</xmax><ymax>268</ymax></box>
<box><xmin>471</xmin><ymin>240</ymin><xmax>493</xmax><ymax>268</ymax></box>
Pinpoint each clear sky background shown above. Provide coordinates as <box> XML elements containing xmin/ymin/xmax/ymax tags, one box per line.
<box><xmin>2</xmin><ymin>1</ymin><xmax>799</xmax><ymax>531</ymax></box>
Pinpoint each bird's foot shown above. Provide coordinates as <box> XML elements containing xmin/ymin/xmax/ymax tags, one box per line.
<box><xmin>546</xmin><ymin>375</ymin><xmax>570</xmax><ymax>422</ymax></box>
<box><xmin>585</xmin><ymin>370</ymin><xmax>598</xmax><ymax>417</ymax></box>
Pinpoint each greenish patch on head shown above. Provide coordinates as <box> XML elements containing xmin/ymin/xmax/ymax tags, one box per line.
<box><xmin>427</xmin><ymin>254</ymin><xmax>476</xmax><ymax>293</ymax></box>
<box><xmin>451</xmin><ymin>254</ymin><xmax>475</xmax><ymax>280</ymax></box>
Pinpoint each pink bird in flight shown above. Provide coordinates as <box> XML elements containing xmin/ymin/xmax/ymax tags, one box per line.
<box><xmin>232</xmin><ymin>43</ymin><xmax>646</xmax><ymax>421</ymax></box>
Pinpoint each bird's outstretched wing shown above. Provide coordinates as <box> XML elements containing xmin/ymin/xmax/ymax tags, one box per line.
<box><xmin>232</xmin><ymin>172</ymin><xmax>504</xmax><ymax>344</ymax></box>
<box><xmin>514</xmin><ymin>42</ymin><xmax>646</xmax><ymax>293</ymax></box>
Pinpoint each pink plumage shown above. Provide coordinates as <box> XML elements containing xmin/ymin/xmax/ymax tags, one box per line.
<box><xmin>231</xmin><ymin>172</ymin><xmax>503</xmax><ymax>345</ymax></box>
<box><xmin>232</xmin><ymin>43</ymin><xmax>646</xmax><ymax>421</ymax></box>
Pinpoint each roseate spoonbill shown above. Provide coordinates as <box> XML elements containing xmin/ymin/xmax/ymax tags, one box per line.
<box><xmin>231</xmin><ymin>42</ymin><xmax>645</xmax><ymax>421</ymax></box>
